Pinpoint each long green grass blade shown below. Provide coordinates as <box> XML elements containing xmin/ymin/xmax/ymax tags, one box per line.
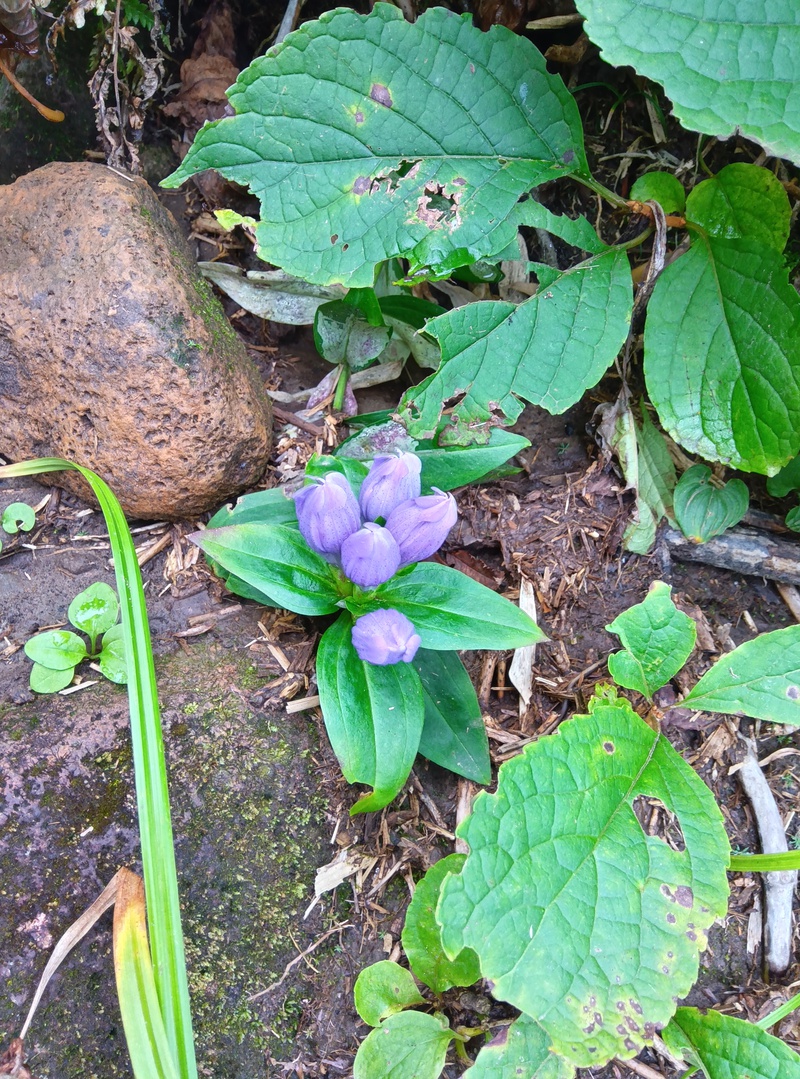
<box><xmin>729</xmin><ymin>851</ymin><xmax>800</xmax><ymax>871</ymax></box>
<box><xmin>0</xmin><ymin>458</ymin><xmax>197</xmax><ymax>1079</ymax></box>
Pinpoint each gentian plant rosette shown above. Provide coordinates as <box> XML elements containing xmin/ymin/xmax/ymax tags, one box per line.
<box><xmin>191</xmin><ymin>451</ymin><xmax>545</xmax><ymax>814</ymax></box>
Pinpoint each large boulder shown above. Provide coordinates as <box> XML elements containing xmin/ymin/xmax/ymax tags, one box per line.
<box><xmin>0</xmin><ymin>161</ymin><xmax>272</xmax><ymax>520</ymax></box>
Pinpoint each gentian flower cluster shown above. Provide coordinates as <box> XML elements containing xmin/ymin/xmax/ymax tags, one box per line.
<box><xmin>293</xmin><ymin>453</ymin><xmax>457</xmax><ymax>666</ymax></box>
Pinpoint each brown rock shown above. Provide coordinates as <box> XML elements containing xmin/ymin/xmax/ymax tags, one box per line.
<box><xmin>0</xmin><ymin>161</ymin><xmax>272</xmax><ymax>519</ymax></box>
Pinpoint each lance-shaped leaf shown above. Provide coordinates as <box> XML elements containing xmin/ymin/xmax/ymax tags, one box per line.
<box><xmin>686</xmin><ymin>163</ymin><xmax>791</xmax><ymax>252</ymax></box>
<box><xmin>439</xmin><ymin>687</ymin><xmax>729</xmax><ymax>1068</ymax></box>
<box><xmin>401</xmin><ymin>854</ymin><xmax>481</xmax><ymax>993</ymax></box>
<box><xmin>364</xmin><ymin>562</ymin><xmax>546</xmax><ymax>651</ymax></box>
<box><xmin>662</xmin><ymin>1007</ymin><xmax>800</xmax><ymax>1079</ymax></box>
<box><xmin>354</xmin><ymin>1011</ymin><xmax>454</xmax><ymax>1079</ymax></box>
<box><xmin>192</xmin><ymin>523</ymin><xmax>341</xmax><ymax>616</ymax></box>
<box><xmin>606</xmin><ymin>581</ymin><xmax>696</xmax><ymax>699</ymax></box>
<box><xmin>163</xmin><ymin>4</ymin><xmax>586</xmax><ymax>287</ymax></box>
<box><xmin>469</xmin><ymin>1016</ymin><xmax>574</xmax><ymax>1079</ymax></box>
<box><xmin>644</xmin><ymin>235</ymin><xmax>800</xmax><ymax>475</ymax></box>
<box><xmin>400</xmin><ymin>248</ymin><xmax>632</xmax><ymax>441</ymax></box>
<box><xmin>683</xmin><ymin>624</ymin><xmax>800</xmax><ymax>725</ymax></box>
<box><xmin>575</xmin><ymin>0</ymin><xmax>800</xmax><ymax>166</ymax></box>
<box><xmin>316</xmin><ymin>613</ymin><xmax>425</xmax><ymax>814</ymax></box>
<box><xmin>415</xmin><ymin>649</ymin><xmax>491</xmax><ymax>783</ymax></box>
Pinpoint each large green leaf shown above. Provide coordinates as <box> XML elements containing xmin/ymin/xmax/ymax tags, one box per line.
<box><xmin>414</xmin><ymin>649</ymin><xmax>490</xmax><ymax>784</ymax></box>
<box><xmin>192</xmin><ymin>523</ymin><xmax>341</xmax><ymax>616</ymax></box>
<box><xmin>469</xmin><ymin>1016</ymin><xmax>574</xmax><ymax>1079</ymax></box>
<box><xmin>163</xmin><ymin>4</ymin><xmax>586</xmax><ymax>287</ymax></box>
<box><xmin>316</xmin><ymin>613</ymin><xmax>425</xmax><ymax>814</ymax></box>
<box><xmin>662</xmin><ymin>1007</ymin><xmax>800</xmax><ymax>1079</ymax></box>
<box><xmin>686</xmin><ymin>163</ymin><xmax>791</xmax><ymax>252</ymax></box>
<box><xmin>401</xmin><ymin>855</ymin><xmax>481</xmax><ymax>993</ymax></box>
<box><xmin>575</xmin><ymin>0</ymin><xmax>800</xmax><ymax>166</ymax></box>
<box><xmin>354</xmin><ymin>1011</ymin><xmax>454</xmax><ymax>1079</ymax></box>
<box><xmin>439</xmin><ymin>687</ymin><xmax>730</xmax><ymax>1067</ymax></box>
<box><xmin>643</xmin><ymin>235</ymin><xmax>800</xmax><ymax>474</ymax></box>
<box><xmin>606</xmin><ymin>581</ymin><xmax>696</xmax><ymax>699</ymax></box>
<box><xmin>354</xmin><ymin>961</ymin><xmax>425</xmax><ymax>1026</ymax></box>
<box><xmin>400</xmin><ymin>248</ymin><xmax>632</xmax><ymax>441</ymax></box>
<box><xmin>365</xmin><ymin>562</ymin><xmax>546</xmax><ymax>651</ymax></box>
<box><xmin>683</xmin><ymin>624</ymin><xmax>800</xmax><ymax>725</ymax></box>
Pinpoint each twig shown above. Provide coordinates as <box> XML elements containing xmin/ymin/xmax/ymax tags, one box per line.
<box><xmin>271</xmin><ymin>405</ymin><xmax>326</xmax><ymax>437</ymax></box>
<box><xmin>248</xmin><ymin>922</ymin><xmax>353</xmax><ymax>1000</ymax></box>
<box><xmin>663</xmin><ymin>526</ymin><xmax>800</xmax><ymax>586</ymax></box>
<box><xmin>736</xmin><ymin>737</ymin><xmax>797</xmax><ymax>975</ymax></box>
<box><xmin>617</xmin><ymin>1058</ymin><xmax>666</xmax><ymax>1079</ymax></box>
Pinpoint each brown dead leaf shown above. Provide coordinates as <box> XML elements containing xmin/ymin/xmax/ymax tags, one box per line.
<box><xmin>0</xmin><ymin>1040</ymin><xmax>35</xmax><ymax>1079</ymax></box>
<box><xmin>444</xmin><ymin>549</ymin><xmax>504</xmax><ymax>588</ymax></box>
<box><xmin>163</xmin><ymin>53</ymin><xmax>239</xmax><ymax>130</ymax></box>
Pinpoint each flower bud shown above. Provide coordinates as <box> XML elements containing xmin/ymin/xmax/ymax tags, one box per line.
<box><xmin>384</xmin><ymin>488</ymin><xmax>458</xmax><ymax>565</ymax></box>
<box><xmin>341</xmin><ymin>523</ymin><xmax>401</xmax><ymax>589</ymax></box>
<box><xmin>351</xmin><ymin>608</ymin><xmax>421</xmax><ymax>666</ymax></box>
<box><xmin>359</xmin><ymin>453</ymin><xmax>422</xmax><ymax>522</ymax></box>
<box><xmin>293</xmin><ymin>472</ymin><xmax>361</xmax><ymax>558</ymax></box>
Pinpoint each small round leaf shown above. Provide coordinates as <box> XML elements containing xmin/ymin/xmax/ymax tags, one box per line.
<box><xmin>2</xmin><ymin>502</ymin><xmax>36</xmax><ymax>534</ymax></box>
<box><xmin>68</xmin><ymin>582</ymin><xmax>119</xmax><ymax>641</ymax></box>
<box><xmin>673</xmin><ymin>465</ymin><xmax>748</xmax><ymax>544</ymax></box>
<box><xmin>354</xmin><ymin>961</ymin><xmax>425</xmax><ymax>1027</ymax></box>
<box><xmin>24</xmin><ymin>630</ymin><xmax>88</xmax><ymax>670</ymax></box>
<box><xmin>630</xmin><ymin>172</ymin><xmax>685</xmax><ymax>214</ymax></box>
<box><xmin>30</xmin><ymin>662</ymin><xmax>75</xmax><ymax>694</ymax></box>
<box><xmin>98</xmin><ymin>624</ymin><xmax>128</xmax><ymax>685</ymax></box>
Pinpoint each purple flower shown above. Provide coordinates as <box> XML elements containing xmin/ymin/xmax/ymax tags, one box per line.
<box><xmin>384</xmin><ymin>488</ymin><xmax>458</xmax><ymax>565</ymax></box>
<box><xmin>341</xmin><ymin>523</ymin><xmax>401</xmax><ymax>589</ymax></box>
<box><xmin>359</xmin><ymin>453</ymin><xmax>422</xmax><ymax>522</ymax></box>
<box><xmin>351</xmin><ymin>608</ymin><xmax>421</xmax><ymax>666</ymax></box>
<box><xmin>293</xmin><ymin>472</ymin><xmax>361</xmax><ymax>558</ymax></box>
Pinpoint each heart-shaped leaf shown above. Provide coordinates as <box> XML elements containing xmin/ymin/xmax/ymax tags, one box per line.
<box><xmin>686</xmin><ymin>163</ymin><xmax>791</xmax><ymax>252</ymax></box>
<box><xmin>163</xmin><ymin>4</ymin><xmax>587</xmax><ymax>287</ymax></box>
<box><xmin>606</xmin><ymin>581</ymin><xmax>696</xmax><ymax>699</ymax></box>
<box><xmin>673</xmin><ymin>465</ymin><xmax>748</xmax><ymax>543</ymax></box>
<box><xmin>354</xmin><ymin>961</ymin><xmax>425</xmax><ymax>1027</ymax></box>
<box><xmin>2</xmin><ymin>501</ymin><xmax>35</xmax><ymax>534</ymax></box>
<box><xmin>630</xmin><ymin>172</ymin><xmax>685</xmax><ymax>214</ymax></box>
<box><xmin>439</xmin><ymin>687</ymin><xmax>730</xmax><ymax>1067</ymax></box>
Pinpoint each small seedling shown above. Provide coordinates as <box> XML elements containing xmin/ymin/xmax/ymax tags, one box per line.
<box><xmin>0</xmin><ymin>499</ymin><xmax>36</xmax><ymax>553</ymax></box>
<box><xmin>24</xmin><ymin>582</ymin><xmax>128</xmax><ymax>693</ymax></box>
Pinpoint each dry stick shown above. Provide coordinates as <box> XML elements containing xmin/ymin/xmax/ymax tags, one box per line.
<box><xmin>616</xmin><ymin>1058</ymin><xmax>667</xmax><ymax>1079</ymax></box>
<box><xmin>737</xmin><ymin>738</ymin><xmax>797</xmax><ymax>976</ymax></box>
<box><xmin>663</xmin><ymin>526</ymin><xmax>800</xmax><ymax>586</ymax></box>
<box><xmin>0</xmin><ymin>53</ymin><xmax>64</xmax><ymax>121</ymax></box>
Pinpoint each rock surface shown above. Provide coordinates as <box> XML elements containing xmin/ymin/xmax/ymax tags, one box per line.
<box><xmin>0</xmin><ymin>161</ymin><xmax>272</xmax><ymax>520</ymax></box>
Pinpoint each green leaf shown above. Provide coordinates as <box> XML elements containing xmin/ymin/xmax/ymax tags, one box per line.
<box><xmin>787</xmin><ymin>505</ymin><xmax>800</xmax><ymax>532</ymax></box>
<box><xmin>439</xmin><ymin>687</ymin><xmax>730</xmax><ymax>1068</ymax></box>
<box><xmin>400</xmin><ymin>248</ymin><xmax>632</xmax><ymax>441</ymax></box>
<box><xmin>163</xmin><ymin>4</ymin><xmax>587</xmax><ymax>287</ymax></box>
<box><xmin>414</xmin><ymin>650</ymin><xmax>490</xmax><ymax>783</ymax></box>
<box><xmin>99</xmin><ymin>623</ymin><xmax>129</xmax><ymax>685</ymax></box>
<box><xmin>729</xmin><ymin>850</ymin><xmax>800</xmax><ymax>872</ymax></box>
<box><xmin>2</xmin><ymin>501</ymin><xmax>36</xmax><ymax>533</ymax></box>
<box><xmin>207</xmin><ymin>487</ymin><xmax>298</xmax><ymax>530</ymax></box>
<box><xmin>314</xmin><ymin>298</ymin><xmax>392</xmax><ymax>370</ymax></box>
<box><xmin>469</xmin><ymin>1016</ymin><xmax>574</xmax><ymax>1079</ymax></box>
<box><xmin>367</xmin><ymin>562</ymin><xmax>547</xmax><ymax>651</ymax></box>
<box><xmin>316</xmin><ymin>613</ymin><xmax>425</xmax><ymax>814</ymax></box>
<box><xmin>683</xmin><ymin>624</ymin><xmax>800</xmax><ymax>725</ymax></box>
<box><xmin>25</xmin><ymin>629</ymin><xmax>88</xmax><ymax>670</ymax></box>
<box><xmin>635</xmin><ymin>405</ymin><xmax>677</xmax><ymax>527</ymax></box>
<box><xmin>767</xmin><ymin>453</ymin><xmax>800</xmax><ymax>498</ymax></box>
<box><xmin>417</xmin><ymin>431</ymin><xmax>530</xmax><ymax>493</ymax></box>
<box><xmin>378</xmin><ymin>295</ymin><xmax>444</xmax><ymax>370</ymax></box>
<box><xmin>305</xmin><ymin>453</ymin><xmax>370</xmax><ymax>494</ymax></box>
<box><xmin>662</xmin><ymin>1007</ymin><xmax>800</xmax><ymax>1079</ymax></box>
<box><xmin>644</xmin><ymin>235</ymin><xmax>800</xmax><ymax>474</ymax></box>
<box><xmin>192</xmin><ymin>524</ymin><xmax>341</xmax><ymax>616</ymax></box>
<box><xmin>354</xmin><ymin>961</ymin><xmax>425</xmax><ymax>1026</ymax></box>
<box><xmin>630</xmin><ymin>172</ymin><xmax>685</xmax><ymax>214</ymax></box>
<box><xmin>68</xmin><ymin>581</ymin><xmax>119</xmax><ymax>649</ymax></box>
<box><xmin>29</xmin><ymin>662</ymin><xmax>76</xmax><ymax>693</ymax></box>
<box><xmin>686</xmin><ymin>164</ymin><xmax>791</xmax><ymax>252</ymax></box>
<box><xmin>673</xmin><ymin>464</ymin><xmax>749</xmax><ymax>543</ymax></box>
<box><xmin>198</xmin><ymin>263</ymin><xmax>344</xmax><ymax>326</ymax></box>
<box><xmin>606</xmin><ymin>581</ymin><xmax>696</xmax><ymax>699</ymax></box>
<box><xmin>354</xmin><ymin>1011</ymin><xmax>454</xmax><ymax>1079</ymax></box>
<box><xmin>402</xmin><ymin>855</ymin><xmax>481</xmax><ymax>993</ymax></box>
<box><xmin>513</xmin><ymin>200</ymin><xmax>606</xmax><ymax>253</ymax></box>
<box><xmin>574</xmin><ymin>0</ymin><xmax>800</xmax><ymax>166</ymax></box>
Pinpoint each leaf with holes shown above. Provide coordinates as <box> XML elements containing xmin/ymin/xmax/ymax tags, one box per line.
<box><xmin>683</xmin><ymin>624</ymin><xmax>800</xmax><ymax>725</ymax></box>
<box><xmin>606</xmin><ymin>582</ymin><xmax>696</xmax><ymax>699</ymax></box>
<box><xmin>399</xmin><ymin>248</ymin><xmax>632</xmax><ymax>442</ymax></box>
<box><xmin>575</xmin><ymin>0</ymin><xmax>800</xmax><ymax>165</ymax></box>
<box><xmin>673</xmin><ymin>465</ymin><xmax>749</xmax><ymax>544</ymax></box>
<box><xmin>354</xmin><ymin>962</ymin><xmax>425</xmax><ymax>1027</ymax></box>
<box><xmin>686</xmin><ymin>163</ymin><xmax>791</xmax><ymax>252</ymax></box>
<box><xmin>163</xmin><ymin>4</ymin><xmax>587</xmax><ymax>287</ymax></box>
<box><xmin>643</xmin><ymin>235</ymin><xmax>800</xmax><ymax>474</ymax></box>
<box><xmin>438</xmin><ymin>686</ymin><xmax>729</xmax><ymax>1068</ymax></box>
<box><xmin>662</xmin><ymin>1007</ymin><xmax>800</xmax><ymax>1079</ymax></box>
<box><xmin>469</xmin><ymin>1016</ymin><xmax>574</xmax><ymax>1079</ymax></box>
<box><xmin>402</xmin><ymin>854</ymin><xmax>481</xmax><ymax>993</ymax></box>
